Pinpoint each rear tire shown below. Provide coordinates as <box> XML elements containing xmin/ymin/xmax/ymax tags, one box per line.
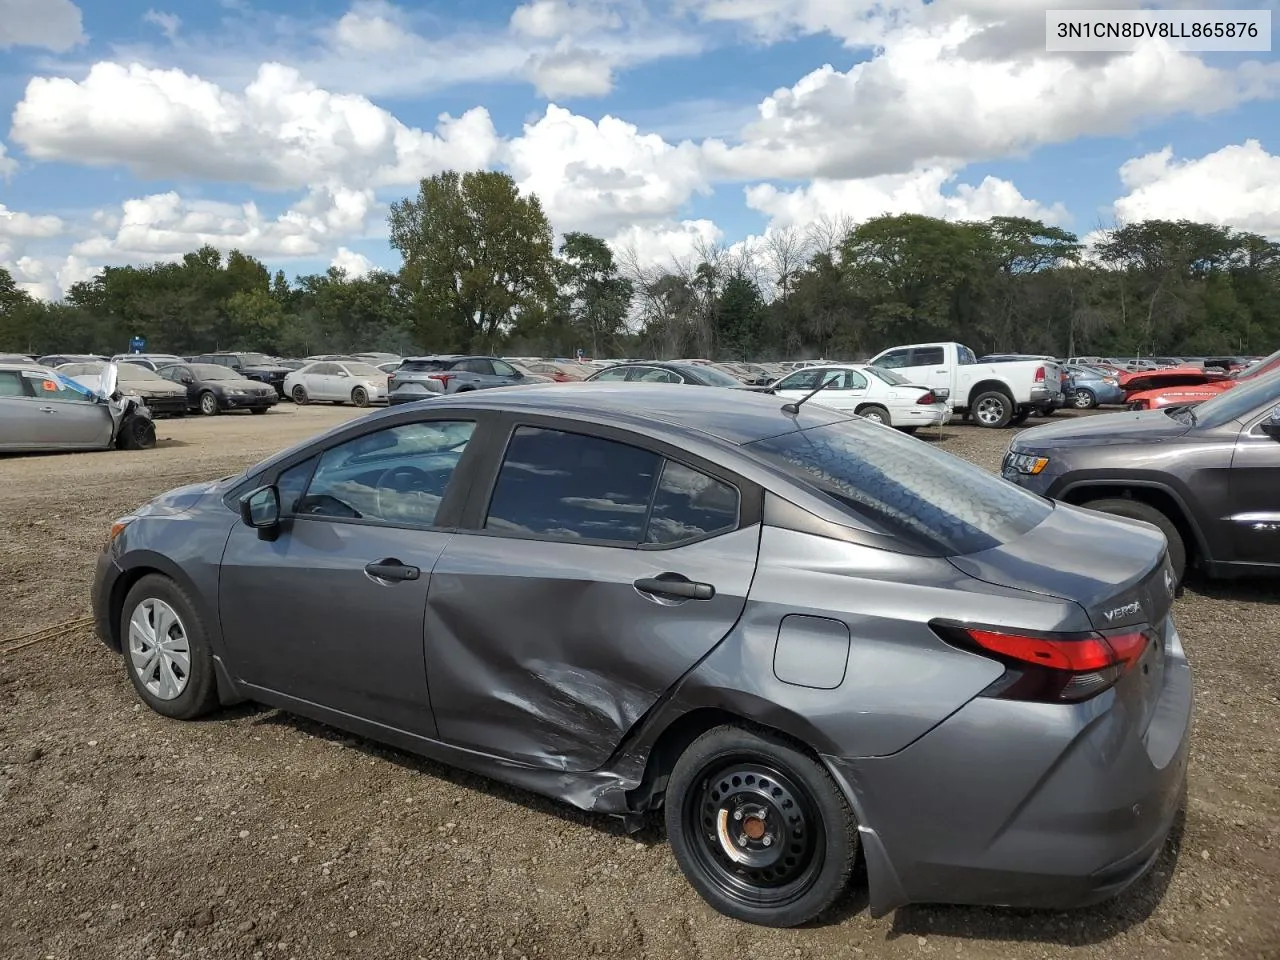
<box><xmin>857</xmin><ymin>404</ymin><xmax>890</xmax><ymax>426</ymax></box>
<box><xmin>291</xmin><ymin>385</ymin><xmax>308</xmax><ymax>405</ymax></box>
<box><xmin>665</xmin><ymin>726</ymin><xmax>858</xmax><ymax>928</ymax></box>
<box><xmin>1072</xmin><ymin>389</ymin><xmax>1098</xmax><ymax>409</ymax></box>
<box><xmin>1081</xmin><ymin>497</ymin><xmax>1187</xmax><ymax>583</ymax></box>
<box><xmin>971</xmin><ymin>390</ymin><xmax>1013</xmax><ymax>428</ymax></box>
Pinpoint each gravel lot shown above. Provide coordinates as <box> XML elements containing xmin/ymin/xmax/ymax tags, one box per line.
<box><xmin>2</xmin><ymin>404</ymin><xmax>1277</xmax><ymax>960</ymax></box>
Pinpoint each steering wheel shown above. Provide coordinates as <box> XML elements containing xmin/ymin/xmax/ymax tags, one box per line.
<box><xmin>374</xmin><ymin>464</ymin><xmax>434</xmax><ymax>518</ymax></box>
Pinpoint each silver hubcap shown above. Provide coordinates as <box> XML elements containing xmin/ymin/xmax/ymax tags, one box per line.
<box><xmin>863</xmin><ymin>410</ymin><xmax>884</xmax><ymax>423</ymax></box>
<box><xmin>201</xmin><ymin>394</ymin><xmax>216</xmax><ymax>413</ymax></box>
<box><xmin>128</xmin><ymin>598</ymin><xmax>191</xmax><ymax>701</ymax></box>
<box><xmin>976</xmin><ymin>397</ymin><xmax>1005</xmax><ymax>424</ymax></box>
<box><xmin>1074</xmin><ymin>392</ymin><xmax>1092</xmax><ymax>408</ymax></box>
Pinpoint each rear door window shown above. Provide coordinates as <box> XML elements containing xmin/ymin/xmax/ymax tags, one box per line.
<box><xmin>645</xmin><ymin>461</ymin><xmax>739</xmax><ymax>545</ymax></box>
<box><xmin>911</xmin><ymin>347</ymin><xmax>945</xmax><ymax>366</ymax></box>
<box><xmin>749</xmin><ymin>420</ymin><xmax>1051</xmax><ymax>556</ymax></box>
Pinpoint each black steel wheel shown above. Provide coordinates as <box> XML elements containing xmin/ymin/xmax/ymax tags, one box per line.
<box><xmin>666</xmin><ymin>726</ymin><xmax>858</xmax><ymax>927</ymax></box>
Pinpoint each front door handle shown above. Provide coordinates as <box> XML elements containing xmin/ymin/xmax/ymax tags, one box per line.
<box><xmin>364</xmin><ymin>558</ymin><xmax>420</xmax><ymax>583</ymax></box>
<box><xmin>634</xmin><ymin>574</ymin><xmax>715</xmax><ymax>601</ymax></box>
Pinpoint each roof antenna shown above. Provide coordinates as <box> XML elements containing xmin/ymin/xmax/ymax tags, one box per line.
<box><xmin>781</xmin><ymin>379</ymin><xmax>829</xmax><ymax>415</ymax></box>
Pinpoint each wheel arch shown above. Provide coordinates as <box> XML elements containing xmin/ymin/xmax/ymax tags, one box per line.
<box><xmin>966</xmin><ymin>379</ymin><xmax>1014</xmax><ymax>408</ymax></box>
<box><xmin>1055</xmin><ymin>478</ymin><xmax>1209</xmax><ymax>565</ymax></box>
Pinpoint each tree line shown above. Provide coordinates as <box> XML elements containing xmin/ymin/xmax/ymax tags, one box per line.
<box><xmin>2</xmin><ymin>169</ymin><xmax>1277</xmax><ymax>361</ymax></box>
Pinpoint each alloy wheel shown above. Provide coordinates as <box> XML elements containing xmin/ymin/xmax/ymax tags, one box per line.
<box><xmin>127</xmin><ymin>598</ymin><xmax>191</xmax><ymax>701</ymax></box>
<box><xmin>976</xmin><ymin>396</ymin><xmax>1006</xmax><ymax>425</ymax></box>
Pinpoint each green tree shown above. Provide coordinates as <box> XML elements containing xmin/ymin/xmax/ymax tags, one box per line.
<box><xmin>715</xmin><ymin>275</ymin><xmax>766</xmax><ymax>360</ymax></box>
<box><xmin>389</xmin><ymin>170</ymin><xmax>556</xmax><ymax>353</ymax></box>
<box><xmin>555</xmin><ymin>232</ymin><xmax>633</xmax><ymax>358</ymax></box>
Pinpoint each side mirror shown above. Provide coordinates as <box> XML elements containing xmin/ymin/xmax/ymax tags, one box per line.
<box><xmin>1261</xmin><ymin>406</ymin><xmax>1280</xmax><ymax>439</ymax></box>
<box><xmin>239</xmin><ymin>485</ymin><xmax>281</xmax><ymax>540</ymax></box>
<box><xmin>181</xmin><ymin>375</ymin><xmax>194</xmax><ymax>384</ymax></box>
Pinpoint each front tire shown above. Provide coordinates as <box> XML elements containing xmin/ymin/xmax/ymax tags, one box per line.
<box><xmin>665</xmin><ymin>726</ymin><xmax>859</xmax><ymax>928</ymax></box>
<box><xmin>351</xmin><ymin>386</ymin><xmax>369</xmax><ymax>407</ymax></box>
<box><xmin>120</xmin><ymin>575</ymin><xmax>219</xmax><ymax>720</ymax></box>
<box><xmin>117</xmin><ymin>414</ymin><xmax>156</xmax><ymax>450</ymax></box>
<box><xmin>198</xmin><ymin>391</ymin><xmax>219</xmax><ymax>416</ymax></box>
<box><xmin>1081</xmin><ymin>497</ymin><xmax>1187</xmax><ymax>583</ymax></box>
<box><xmin>972</xmin><ymin>390</ymin><xmax>1013</xmax><ymax>428</ymax></box>
<box><xmin>857</xmin><ymin>404</ymin><xmax>891</xmax><ymax>426</ymax></box>
<box><xmin>250</xmin><ymin>407</ymin><xmax>268</xmax><ymax>415</ymax></box>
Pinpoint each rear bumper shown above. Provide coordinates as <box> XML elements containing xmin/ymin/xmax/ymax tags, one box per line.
<box><xmin>826</xmin><ymin>624</ymin><xmax>1192</xmax><ymax>915</ymax></box>
<box><xmin>388</xmin><ymin>382</ymin><xmax>444</xmax><ymax>405</ymax></box>
<box><xmin>895</xmin><ymin>406</ymin><xmax>951</xmax><ymax>427</ymax></box>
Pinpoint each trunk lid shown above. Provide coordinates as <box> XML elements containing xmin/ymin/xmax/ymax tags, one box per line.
<box><xmin>947</xmin><ymin>503</ymin><xmax>1176</xmax><ymax>632</ymax></box>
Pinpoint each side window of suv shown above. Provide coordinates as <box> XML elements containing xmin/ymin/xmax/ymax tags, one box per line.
<box><xmin>457</xmin><ymin>358</ymin><xmax>493</xmax><ymax>375</ymax></box>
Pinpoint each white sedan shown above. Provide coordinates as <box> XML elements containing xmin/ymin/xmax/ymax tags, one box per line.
<box><xmin>284</xmin><ymin>360</ymin><xmax>389</xmax><ymax>407</ymax></box>
<box><xmin>770</xmin><ymin>364</ymin><xmax>951</xmax><ymax>431</ymax></box>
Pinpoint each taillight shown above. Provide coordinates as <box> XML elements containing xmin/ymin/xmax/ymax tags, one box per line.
<box><xmin>1034</xmin><ymin>366</ymin><xmax>1046</xmax><ymax>382</ymax></box>
<box><xmin>916</xmin><ymin>391</ymin><xmax>936</xmax><ymax>404</ymax></box>
<box><xmin>933</xmin><ymin>621</ymin><xmax>1152</xmax><ymax>703</ymax></box>
<box><xmin>429</xmin><ymin>373</ymin><xmax>455</xmax><ymax>385</ymax></box>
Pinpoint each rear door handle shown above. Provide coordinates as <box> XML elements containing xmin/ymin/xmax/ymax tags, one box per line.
<box><xmin>364</xmin><ymin>558</ymin><xmax>420</xmax><ymax>583</ymax></box>
<box><xmin>634</xmin><ymin>575</ymin><xmax>715</xmax><ymax>601</ymax></box>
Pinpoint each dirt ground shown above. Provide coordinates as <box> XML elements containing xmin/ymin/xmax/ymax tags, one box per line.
<box><xmin>1</xmin><ymin>404</ymin><xmax>1277</xmax><ymax>960</ymax></box>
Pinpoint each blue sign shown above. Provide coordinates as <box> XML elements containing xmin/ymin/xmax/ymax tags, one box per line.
<box><xmin>129</xmin><ymin>336</ymin><xmax>146</xmax><ymax>353</ymax></box>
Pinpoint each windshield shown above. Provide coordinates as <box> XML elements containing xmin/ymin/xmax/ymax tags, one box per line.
<box><xmin>693</xmin><ymin>365</ymin><xmax>744</xmax><ymax>387</ymax></box>
<box><xmin>1188</xmin><ymin>369</ymin><xmax>1280</xmax><ymax>429</ymax></box>
<box><xmin>57</xmin><ymin>362</ymin><xmax>104</xmax><ymax>376</ymax></box>
<box><xmin>749</xmin><ymin>420</ymin><xmax>1052</xmax><ymax>556</ymax></box>
<box><xmin>865</xmin><ymin>366</ymin><xmax>909</xmax><ymax>386</ymax></box>
<box><xmin>190</xmin><ymin>364</ymin><xmax>245</xmax><ymax>380</ymax></box>
<box><xmin>343</xmin><ymin>362</ymin><xmax>385</xmax><ymax>378</ymax></box>
<box><xmin>119</xmin><ymin>365</ymin><xmax>165</xmax><ymax>382</ymax></box>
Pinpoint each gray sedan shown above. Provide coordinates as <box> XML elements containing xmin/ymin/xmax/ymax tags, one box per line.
<box><xmin>92</xmin><ymin>383</ymin><xmax>1189</xmax><ymax>927</ymax></box>
<box><xmin>0</xmin><ymin>361</ymin><xmax>155</xmax><ymax>452</ymax></box>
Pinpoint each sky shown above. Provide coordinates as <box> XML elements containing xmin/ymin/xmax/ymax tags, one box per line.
<box><xmin>0</xmin><ymin>0</ymin><xmax>1278</xmax><ymax>299</ymax></box>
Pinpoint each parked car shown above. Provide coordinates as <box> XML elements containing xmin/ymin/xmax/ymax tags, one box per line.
<box><xmin>284</xmin><ymin>360</ymin><xmax>389</xmax><ymax>407</ymax></box>
<box><xmin>59</xmin><ymin>361</ymin><xmax>189</xmax><ymax>417</ymax></box>
<box><xmin>111</xmin><ymin>353</ymin><xmax>184</xmax><ymax>372</ymax></box>
<box><xmin>512</xmin><ymin>359</ymin><xmax>590</xmax><ymax>382</ymax></box>
<box><xmin>376</xmin><ymin>360</ymin><xmax>402</xmax><ymax>375</ymax></box>
<box><xmin>868</xmin><ymin>342</ymin><xmax>1064</xmax><ymax>427</ymax></box>
<box><xmin>189</xmin><ymin>353</ymin><xmax>293</xmax><ymax>397</ymax></box>
<box><xmin>1126</xmin><ymin>347</ymin><xmax>1280</xmax><ymax>410</ymax></box>
<box><xmin>386</xmin><ymin>355</ymin><xmax>533</xmax><ymax>404</ymax></box>
<box><xmin>1063</xmin><ymin>363</ymin><xmax>1125</xmax><ymax>409</ymax></box>
<box><xmin>1003</xmin><ymin>369</ymin><xmax>1280</xmax><ymax>582</ymax></box>
<box><xmin>583</xmin><ymin>361</ymin><xmax>750</xmax><ymax>388</ymax></box>
<box><xmin>36</xmin><ymin>353</ymin><xmax>107</xmax><ymax>367</ymax></box>
<box><xmin>157</xmin><ymin>362</ymin><xmax>279</xmax><ymax>416</ymax></box>
<box><xmin>93</xmin><ymin>382</ymin><xmax>1189</xmax><ymax>927</ymax></box>
<box><xmin>0</xmin><ymin>361</ymin><xmax>155</xmax><ymax>452</ymax></box>
<box><xmin>769</xmin><ymin>364</ymin><xmax>950</xmax><ymax>431</ymax></box>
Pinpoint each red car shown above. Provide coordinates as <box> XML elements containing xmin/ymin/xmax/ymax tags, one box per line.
<box><xmin>1126</xmin><ymin>349</ymin><xmax>1280</xmax><ymax>409</ymax></box>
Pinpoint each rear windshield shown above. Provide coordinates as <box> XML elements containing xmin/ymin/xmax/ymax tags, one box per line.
<box><xmin>865</xmin><ymin>366</ymin><xmax>909</xmax><ymax>386</ymax></box>
<box><xmin>400</xmin><ymin>359</ymin><xmax>447</xmax><ymax>373</ymax></box>
<box><xmin>748</xmin><ymin>420</ymin><xmax>1052</xmax><ymax>556</ymax></box>
<box><xmin>690</xmin><ymin>365</ymin><xmax>743</xmax><ymax>387</ymax></box>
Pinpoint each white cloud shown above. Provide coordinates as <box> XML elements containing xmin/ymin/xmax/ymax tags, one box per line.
<box><xmin>745</xmin><ymin>166</ymin><xmax>1070</xmax><ymax>231</ymax></box>
<box><xmin>1111</xmin><ymin>140</ymin><xmax>1280</xmax><ymax>239</ymax></box>
<box><xmin>1</xmin><ymin>255</ymin><xmax>97</xmax><ymax>301</ymax></box>
<box><xmin>511</xmin><ymin>0</ymin><xmax>623</xmax><ymax>38</ymax></box>
<box><xmin>0</xmin><ymin>142</ymin><xmax>17</xmax><ymax>180</ymax></box>
<box><xmin>702</xmin><ymin>20</ymin><xmax>1279</xmax><ymax>181</ymax></box>
<box><xmin>11</xmin><ymin>62</ymin><xmax>501</xmax><ymax>192</ymax></box>
<box><xmin>526</xmin><ymin>44</ymin><xmax>616</xmax><ymax>98</ymax></box>
<box><xmin>505</xmin><ymin>106</ymin><xmax>708</xmax><ymax>236</ymax></box>
<box><xmin>0</xmin><ymin>0</ymin><xmax>85</xmax><ymax>52</ymax></box>
<box><xmin>607</xmin><ymin>219</ymin><xmax>723</xmax><ymax>270</ymax></box>
<box><xmin>70</xmin><ymin>186</ymin><xmax>378</xmax><ymax>263</ymax></box>
<box><xmin>331</xmin><ymin>247</ymin><xmax>377</xmax><ymax>277</ymax></box>
<box><xmin>142</xmin><ymin>9</ymin><xmax>181</xmax><ymax>41</ymax></box>
<box><xmin>330</xmin><ymin>0</ymin><xmax>410</xmax><ymax>53</ymax></box>
<box><xmin>0</xmin><ymin>204</ymin><xmax>64</xmax><ymax>240</ymax></box>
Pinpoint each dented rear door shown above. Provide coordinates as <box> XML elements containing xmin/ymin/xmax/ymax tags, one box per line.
<box><xmin>422</xmin><ymin>421</ymin><xmax>759</xmax><ymax>772</ymax></box>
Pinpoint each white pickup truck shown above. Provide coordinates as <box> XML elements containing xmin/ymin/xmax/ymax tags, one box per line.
<box><xmin>867</xmin><ymin>342</ymin><xmax>1064</xmax><ymax>428</ymax></box>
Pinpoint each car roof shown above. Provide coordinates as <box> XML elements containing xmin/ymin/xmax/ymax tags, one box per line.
<box><xmin>389</xmin><ymin>381</ymin><xmax>855</xmax><ymax>446</ymax></box>
<box><xmin>0</xmin><ymin>362</ymin><xmax>55</xmax><ymax>373</ymax></box>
